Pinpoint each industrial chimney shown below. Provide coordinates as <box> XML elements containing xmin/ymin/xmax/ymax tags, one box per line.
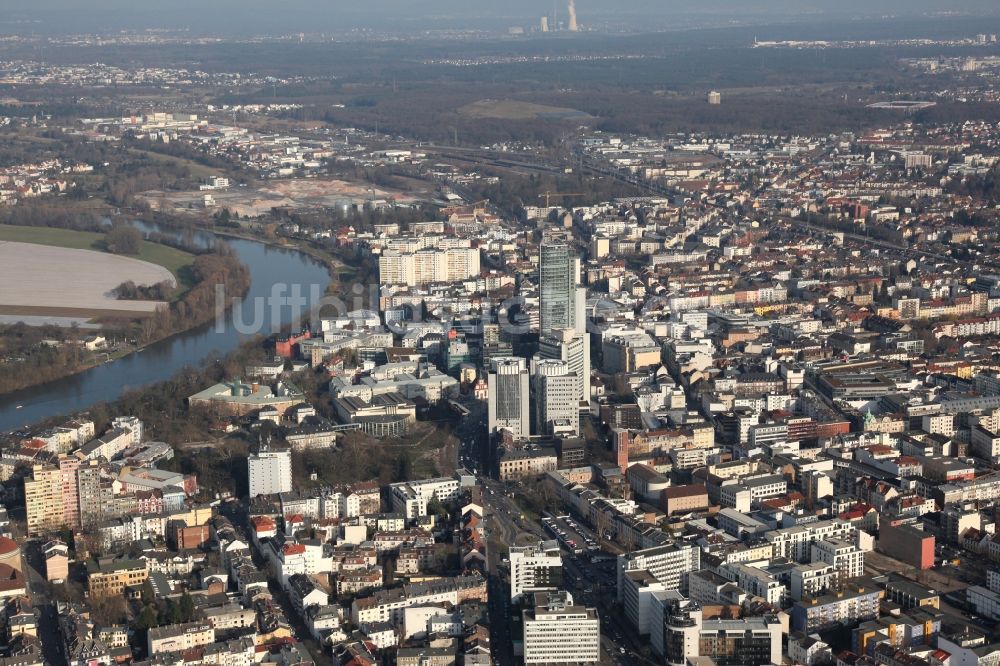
<box><xmin>567</xmin><ymin>0</ymin><xmax>579</xmax><ymax>32</ymax></box>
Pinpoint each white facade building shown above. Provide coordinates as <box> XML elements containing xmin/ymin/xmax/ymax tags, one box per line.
<box><xmin>510</xmin><ymin>541</ymin><xmax>562</xmax><ymax>601</ymax></box>
<box><xmin>811</xmin><ymin>538</ymin><xmax>865</xmax><ymax>583</ymax></box>
<box><xmin>248</xmin><ymin>448</ymin><xmax>293</xmax><ymax>497</ymax></box>
<box><xmin>488</xmin><ymin>357</ymin><xmax>531</xmax><ymax>440</ymax></box>
<box><xmin>379</xmin><ymin>247</ymin><xmax>480</xmax><ymax>287</ymax></box>
<box><xmin>533</xmin><ymin>359</ymin><xmax>580</xmax><ymax>437</ymax></box>
<box><xmin>522</xmin><ymin>591</ymin><xmax>599</xmax><ymax>665</ymax></box>
<box><xmin>617</xmin><ymin>543</ymin><xmax>701</xmax><ymax>599</ymax></box>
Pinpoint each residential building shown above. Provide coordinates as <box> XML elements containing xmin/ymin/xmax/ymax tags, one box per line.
<box><xmin>811</xmin><ymin>538</ymin><xmax>865</xmax><ymax>583</ymax></box>
<box><xmin>378</xmin><ymin>247</ymin><xmax>481</xmax><ymax>287</ymax></box>
<box><xmin>147</xmin><ymin>622</ymin><xmax>215</xmax><ymax>655</ymax></box>
<box><xmin>248</xmin><ymin>447</ymin><xmax>293</xmax><ymax>497</ymax></box>
<box><xmin>790</xmin><ymin>579</ymin><xmax>884</xmax><ymax>633</ymax></box>
<box><xmin>498</xmin><ymin>449</ymin><xmax>558</xmax><ymax>481</ymax></box>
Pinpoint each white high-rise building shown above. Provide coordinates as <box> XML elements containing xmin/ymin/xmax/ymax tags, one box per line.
<box><xmin>378</xmin><ymin>247</ymin><xmax>480</xmax><ymax>287</ymax></box>
<box><xmin>488</xmin><ymin>357</ymin><xmax>530</xmax><ymax>440</ymax></box>
<box><xmin>532</xmin><ymin>359</ymin><xmax>579</xmax><ymax>437</ymax></box>
<box><xmin>389</xmin><ymin>476</ymin><xmax>461</xmax><ymax>519</ymax></box>
<box><xmin>617</xmin><ymin>543</ymin><xmax>701</xmax><ymax>600</ymax></box>
<box><xmin>510</xmin><ymin>540</ymin><xmax>562</xmax><ymax>601</ymax></box>
<box><xmin>111</xmin><ymin>416</ymin><xmax>144</xmax><ymax>446</ymax></box>
<box><xmin>538</xmin><ymin>326</ymin><xmax>590</xmax><ymax>403</ymax></box>
<box><xmin>522</xmin><ymin>591</ymin><xmax>599</xmax><ymax>665</ymax></box>
<box><xmin>248</xmin><ymin>447</ymin><xmax>293</xmax><ymax>497</ymax></box>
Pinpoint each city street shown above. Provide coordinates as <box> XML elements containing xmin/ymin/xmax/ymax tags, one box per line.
<box><xmin>22</xmin><ymin>540</ymin><xmax>65</xmax><ymax>666</ymax></box>
<box><xmin>478</xmin><ymin>477</ymin><xmax>647</xmax><ymax>666</ymax></box>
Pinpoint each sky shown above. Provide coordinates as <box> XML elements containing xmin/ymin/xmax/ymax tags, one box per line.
<box><xmin>3</xmin><ymin>1</ymin><xmax>1000</xmax><ymax>35</ymax></box>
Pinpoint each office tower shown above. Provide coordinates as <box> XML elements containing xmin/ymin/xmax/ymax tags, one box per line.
<box><xmin>510</xmin><ymin>540</ymin><xmax>563</xmax><ymax>601</ymax></box>
<box><xmin>539</xmin><ymin>236</ymin><xmax>580</xmax><ymax>338</ymax></box>
<box><xmin>538</xmin><ymin>234</ymin><xmax>590</xmax><ymax>405</ymax></box>
<box><xmin>540</xmin><ymin>16</ymin><xmax>549</xmax><ymax>32</ymax></box>
<box><xmin>708</xmin><ymin>90</ymin><xmax>722</xmax><ymax>105</ymax></box>
<box><xmin>488</xmin><ymin>357</ymin><xmax>530</xmax><ymax>440</ymax></box>
<box><xmin>522</xmin><ymin>591</ymin><xmax>599</xmax><ymax>665</ymax></box>
<box><xmin>538</xmin><ymin>327</ymin><xmax>590</xmax><ymax>403</ymax></box>
<box><xmin>248</xmin><ymin>446</ymin><xmax>293</xmax><ymax>497</ymax></box>
<box><xmin>617</xmin><ymin>543</ymin><xmax>701</xmax><ymax>601</ymax></box>
<box><xmin>533</xmin><ymin>359</ymin><xmax>580</xmax><ymax>437</ymax></box>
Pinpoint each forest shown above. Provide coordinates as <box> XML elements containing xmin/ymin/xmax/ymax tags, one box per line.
<box><xmin>112</xmin><ymin>280</ymin><xmax>175</xmax><ymax>301</ymax></box>
<box><xmin>2</xmin><ymin>19</ymin><xmax>999</xmax><ymax>151</ymax></box>
<box><xmin>134</xmin><ymin>249</ymin><xmax>251</xmax><ymax>345</ymax></box>
<box><xmin>0</xmin><ymin>324</ymin><xmax>93</xmax><ymax>396</ymax></box>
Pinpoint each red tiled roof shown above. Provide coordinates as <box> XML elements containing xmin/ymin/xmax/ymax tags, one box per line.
<box><xmin>282</xmin><ymin>543</ymin><xmax>305</xmax><ymax>556</ymax></box>
<box><xmin>251</xmin><ymin>516</ymin><xmax>276</xmax><ymax>531</ymax></box>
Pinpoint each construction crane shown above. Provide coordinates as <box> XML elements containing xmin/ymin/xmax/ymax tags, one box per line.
<box><xmin>538</xmin><ymin>191</ymin><xmax>585</xmax><ymax>208</ymax></box>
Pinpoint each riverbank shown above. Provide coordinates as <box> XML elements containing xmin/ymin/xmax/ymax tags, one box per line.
<box><xmin>0</xmin><ymin>341</ymin><xmax>138</xmax><ymax>401</ymax></box>
<box><xmin>0</xmin><ymin>224</ymin><xmax>332</xmax><ymax>433</ymax></box>
<box><xmin>111</xmin><ymin>203</ymin><xmax>349</xmax><ymax>282</ymax></box>
<box><xmin>196</xmin><ymin>226</ymin><xmax>345</xmax><ymax>288</ymax></box>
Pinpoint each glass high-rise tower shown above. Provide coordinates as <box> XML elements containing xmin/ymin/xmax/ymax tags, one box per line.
<box><xmin>538</xmin><ymin>234</ymin><xmax>590</xmax><ymax>404</ymax></box>
<box><xmin>539</xmin><ymin>236</ymin><xmax>580</xmax><ymax>338</ymax></box>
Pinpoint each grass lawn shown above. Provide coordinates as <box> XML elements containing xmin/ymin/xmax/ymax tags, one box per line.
<box><xmin>458</xmin><ymin>99</ymin><xmax>591</xmax><ymax>120</ymax></box>
<box><xmin>0</xmin><ymin>224</ymin><xmax>196</xmax><ymax>288</ymax></box>
<box><xmin>126</xmin><ymin>147</ymin><xmax>224</xmax><ymax>180</ymax></box>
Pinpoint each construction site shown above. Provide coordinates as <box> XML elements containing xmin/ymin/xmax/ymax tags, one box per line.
<box><xmin>137</xmin><ymin>178</ymin><xmax>434</xmax><ymax>219</ymax></box>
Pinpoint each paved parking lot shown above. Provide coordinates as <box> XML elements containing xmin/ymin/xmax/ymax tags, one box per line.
<box><xmin>543</xmin><ymin>514</ymin><xmax>599</xmax><ymax>554</ymax></box>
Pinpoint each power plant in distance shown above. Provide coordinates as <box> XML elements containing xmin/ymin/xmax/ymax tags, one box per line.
<box><xmin>539</xmin><ymin>0</ymin><xmax>579</xmax><ymax>33</ymax></box>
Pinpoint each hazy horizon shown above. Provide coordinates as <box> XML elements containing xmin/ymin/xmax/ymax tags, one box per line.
<box><xmin>3</xmin><ymin>1</ymin><xmax>1000</xmax><ymax>36</ymax></box>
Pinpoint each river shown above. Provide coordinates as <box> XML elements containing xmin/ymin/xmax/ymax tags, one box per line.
<box><xmin>0</xmin><ymin>223</ymin><xmax>331</xmax><ymax>433</ymax></box>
